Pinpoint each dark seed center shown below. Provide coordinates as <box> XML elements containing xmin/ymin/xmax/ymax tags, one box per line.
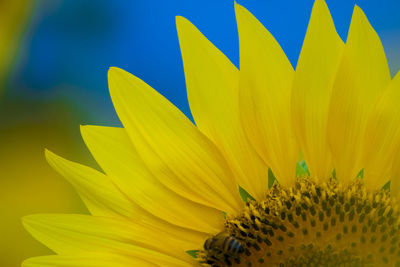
<box><xmin>199</xmin><ymin>177</ymin><xmax>400</xmax><ymax>267</ymax></box>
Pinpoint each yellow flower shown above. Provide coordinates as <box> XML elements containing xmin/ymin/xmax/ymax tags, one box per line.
<box><xmin>23</xmin><ymin>0</ymin><xmax>400</xmax><ymax>266</ymax></box>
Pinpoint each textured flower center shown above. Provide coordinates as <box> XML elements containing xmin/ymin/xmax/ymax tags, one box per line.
<box><xmin>199</xmin><ymin>177</ymin><xmax>400</xmax><ymax>266</ymax></box>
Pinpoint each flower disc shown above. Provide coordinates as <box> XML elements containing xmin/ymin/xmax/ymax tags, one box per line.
<box><xmin>200</xmin><ymin>178</ymin><xmax>400</xmax><ymax>267</ymax></box>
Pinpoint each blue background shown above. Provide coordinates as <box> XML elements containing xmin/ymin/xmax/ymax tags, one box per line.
<box><xmin>10</xmin><ymin>0</ymin><xmax>400</xmax><ymax>125</ymax></box>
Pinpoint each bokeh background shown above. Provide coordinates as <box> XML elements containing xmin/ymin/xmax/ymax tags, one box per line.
<box><xmin>1</xmin><ymin>0</ymin><xmax>399</xmax><ymax>266</ymax></box>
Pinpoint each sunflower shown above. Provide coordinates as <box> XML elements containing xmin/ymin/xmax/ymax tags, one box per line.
<box><xmin>23</xmin><ymin>0</ymin><xmax>400</xmax><ymax>266</ymax></box>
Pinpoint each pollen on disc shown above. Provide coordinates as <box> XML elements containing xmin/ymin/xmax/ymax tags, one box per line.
<box><xmin>198</xmin><ymin>177</ymin><xmax>400</xmax><ymax>267</ymax></box>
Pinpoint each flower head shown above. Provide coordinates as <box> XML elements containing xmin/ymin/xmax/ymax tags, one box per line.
<box><xmin>24</xmin><ymin>0</ymin><xmax>400</xmax><ymax>266</ymax></box>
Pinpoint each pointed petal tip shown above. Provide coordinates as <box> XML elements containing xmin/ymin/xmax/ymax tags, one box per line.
<box><xmin>22</xmin><ymin>213</ymin><xmax>49</xmax><ymax>226</ymax></box>
<box><xmin>234</xmin><ymin>1</ymin><xmax>256</xmax><ymax>18</ymax></box>
<box><xmin>351</xmin><ymin>5</ymin><xmax>373</xmax><ymax>31</ymax></box>
<box><xmin>234</xmin><ymin>2</ymin><xmax>245</xmax><ymax>13</ymax></box>
<box><xmin>175</xmin><ymin>15</ymin><xmax>187</xmax><ymax>25</ymax></box>
<box><xmin>108</xmin><ymin>66</ymin><xmax>120</xmax><ymax>72</ymax></box>
<box><xmin>21</xmin><ymin>214</ymin><xmax>44</xmax><ymax>231</ymax></box>
<box><xmin>354</xmin><ymin>4</ymin><xmax>362</xmax><ymax>12</ymax></box>
<box><xmin>80</xmin><ymin>125</ymin><xmax>114</xmax><ymax>146</ymax></box>
<box><xmin>107</xmin><ymin>66</ymin><xmax>124</xmax><ymax>80</ymax></box>
<box><xmin>80</xmin><ymin>126</ymin><xmax>93</xmax><ymax>144</ymax></box>
<box><xmin>80</xmin><ymin>124</ymin><xmax>96</xmax><ymax>135</ymax></box>
<box><xmin>44</xmin><ymin>148</ymin><xmax>56</xmax><ymax>161</ymax></box>
<box><xmin>108</xmin><ymin>67</ymin><xmax>136</xmax><ymax>88</ymax></box>
<box><xmin>44</xmin><ymin>150</ymin><xmax>68</xmax><ymax>169</ymax></box>
<box><xmin>44</xmin><ymin>149</ymin><xmax>73</xmax><ymax>175</ymax></box>
<box><xmin>21</xmin><ymin>215</ymin><xmax>32</xmax><ymax>227</ymax></box>
<box><xmin>309</xmin><ymin>0</ymin><xmax>333</xmax><ymax>22</ymax></box>
<box><xmin>176</xmin><ymin>16</ymin><xmax>190</xmax><ymax>35</ymax></box>
<box><xmin>108</xmin><ymin>67</ymin><xmax>143</xmax><ymax>85</ymax></box>
<box><xmin>352</xmin><ymin>4</ymin><xmax>368</xmax><ymax>23</ymax></box>
<box><xmin>79</xmin><ymin>124</ymin><xmax>87</xmax><ymax>134</ymax></box>
<box><xmin>107</xmin><ymin>67</ymin><xmax>139</xmax><ymax>99</ymax></box>
<box><xmin>176</xmin><ymin>15</ymin><xmax>198</xmax><ymax>39</ymax></box>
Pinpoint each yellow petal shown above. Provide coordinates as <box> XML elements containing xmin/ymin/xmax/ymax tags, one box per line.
<box><xmin>363</xmin><ymin>72</ymin><xmax>400</xmax><ymax>189</ymax></box>
<box><xmin>235</xmin><ymin>3</ymin><xmax>298</xmax><ymax>186</ymax></box>
<box><xmin>81</xmin><ymin>125</ymin><xmax>224</xmax><ymax>233</ymax></box>
<box><xmin>328</xmin><ymin>5</ymin><xmax>391</xmax><ymax>184</ymax></box>
<box><xmin>108</xmin><ymin>67</ymin><xmax>242</xmax><ymax>214</ymax></box>
<box><xmin>22</xmin><ymin>253</ymin><xmax>157</xmax><ymax>267</ymax></box>
<box><xmin>291</xmin><ymin>0</ymin><xmax>344</xmax><ymax>180</ymax></box>
<box><xmin>22</xmin><ymin>214</ymin><xmax>194</xmax><ymax>266</ymax></box>
<box><xmin>45</xmin><ymin>150</ymin><xmax>137</xmax><ymax>218</ymax></box>
<box><xmin>176</xmin><ymin>16</ymin><xmax>269</xmax><ymax>200</ymax></box>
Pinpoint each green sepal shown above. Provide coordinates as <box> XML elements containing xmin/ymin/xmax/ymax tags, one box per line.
<box><xmin>186</xmin><ymin>250</ymin><xmax>199</xmax><ymax>258</ymax></box>
<box><xmin>239</xmin><ymin>185</ymin><xmax>256</xmax><ymax>202</ymax></box>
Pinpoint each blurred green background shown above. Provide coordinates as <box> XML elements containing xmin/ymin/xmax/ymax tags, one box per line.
<box><xmin>1</xmin><ymin>0</ymin><xmax>399</xmax><ymax>266</ymax></box>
